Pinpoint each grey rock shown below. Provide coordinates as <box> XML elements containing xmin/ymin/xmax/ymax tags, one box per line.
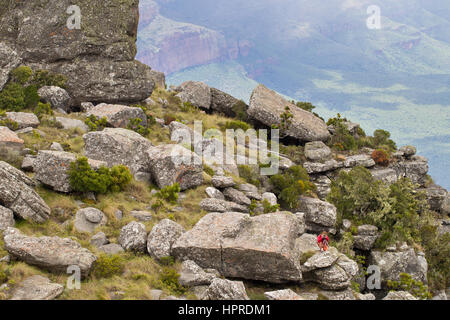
<box><xmin>432</xmin><ymin>290</ymin><xmax>447</xmax><ymax>300</ymax></box>
<box><xmin>302</xmin><ymin>251</ymin><xmax>340</xmax><ymax>272</ymax></box>
<box><xmin>118</xmin><ymin>221</ymin><xmax>147</xmax><ymax>252</ymax></box>
<box><xmin>4</xmin><ymin>112</ymin><xmax>39</xmax><ymax>129</ymax></box>
<box><xmin>50</xmin><ymin>142</ymin><xmax>64</xmax><ymax>151</ymax></box>
<box><xmin>98</xmin><ymin>244</ymin><xmax>124</xmax><ymax>255</ymax></box>
<box><xmin>0</xmin><ymin>205</ymin><xmax>14</xmax><ymax>231</ymax></box>
<box><xmin>424</xmin><ymin>184</ymin><xmax>447</xmax><ymax>212</ymax></box>
<box><xmin>303</xmin><ymin>160</ymin><xmax>343</xmax><ymax>174</ymax></box>
<box><xmin>173</xmin><ymin>212</ymin><xmax>304</xmax><ymax>283</ymax></box>
<box><xmin>205</xmin><ymin>187</ymin><xmax>225</xmax><ymax>200</ymax></box>
<box><xmin>248</xmin><ymin>85</ymin><xmax>330</xmax><ymax>142</ymax></box>
<box><xmin>211</xmin><ymin>175</ymin><xmax>235</xmax><ymax>189</ymax></box>
<box><xmin>55</xmin><ymin>117</ymin><xmax>89</xmax><ymax>132</ymax></box>
<box><xmin>80</xmin><ymin>102</ymin><xmax>95</xmax><ymax>113</ymax></box>
<box><xmin>391</xmin><ymin>159</ymin><xmax>429</xmax><ymax>186</ymax></box>
<box><xmin>203</xmin><ymin>279</ymin><xmax>249</xmax><ymax>300</ymax></box>
<box><xmin>0</xmin><ymin>161</ymin><xmax>50</xmax><ymax>223</ymax></box>
<box><xmin>74</xmin><ymin>207</ymin><xmax>107</xmax><ymax>234</ymax></box>
<box><xmin>297</xmin><ymin>197</ymin><xmax>337</xmax><ymax>233</ymax></box>
<box><xmin>311</xmin><ymin>175</ymin><xmax>332</xmax><ymax>200</ymax></box>
<box><xmin>38</xmin><ymin>86</ymin><xmax>72</xmax><ymax>112</ymax></box>
<box><xmin>399</xmin><ymin>146</ymin><xmax>417</xmax><ymax>158</ymax></box>
<box><xmin>130</xmin><ymin>210</ymin><xmax>153</xmax><ymax>222</ymax></box>
<box><xmin>442</xmin><ymin>193</ymin><xmax>450</xmax><ymax>215</ymax></box>
<box><xmin>86</xmin><ymin>103</ymin><xmax>147</xmax><ymax>128</ymax></box>
<box><xmin>10</xmin><ymin>275</ymin><xmax>64</xmax><ymax>300</ymax></box>
<box><xmin>90</xmin><ymin>232</ymin><xmax>109</xmax><ymax>247</ymax></box>
<box><xmin>262</xmin><ymin>192</ymin><xmax>278</xmax><ymax>206</ymax></box>
<box><xmin>383</xmin><ymin>291</ymin><xmax>418</xmax><ymax>300</ymax></box>
<box><xmin>344</xmin><ymin>154</ymin><xmax>375</xmax><ymax>168</ymax></box>
<box><xmin>353</xmin><ymin>225</ymin><xmax>378</xmax><ymax>251</ymax></box>
<box><xmin>210</xmin><ymin>87</ymin><xmax>244</xmax><ymax>117</ymax></box>
<box><xmin>264</xmin><ymin>289</ymin><xmax>303</xmax><ymax>300</ymax></box>
<box><xmin>4</xmin><ymin>228</ymin><xmax>96</xmax><ymax>278</ymax></box>
<box><xmin>370</xmin><ymin>168</ymin><xmax>398</xmax><ymax>185</ymax></box>
<box><xmin>305</xmin><ymin>141</ymin><xmax>331</xmax><ymax>161</ymax></box>
<box><xmin>0</xmin><ymin>126</ymin><xmax>24</xmax><ymax>150</ymax></box>
<box><xmin>147</xmin><ymin>219</ymin><xmax>185</xmax><ymax>260</ymax></box>
<box><xmin>178</xmin><ymin>260</ymin><xmax>218</xmax><ymax>287</ymax></box>
<box><xmin>149</xmin><ymin>289</ymin><xmax>163</xmax><ymax>300</ymax></box>
<box><xmin>34</xmin><ymin>150</ymin><xmax>107</xmax><ymax>193</ymax></box>
<box><xmin>0</xmin><ymin>42</ymin><xmax>21</xmax><ymax>91</ymax></box>
<box><xmin>176</xmin><ymin>81</ymin><xmax>211</xmax><ymax>109</ymax></box>
<box><xmin>147</xmin><ymin>144</ymin><xmax>203</xmax><ymax>190</ymax></box>
<box><xmin>84</xmin><ymin>128</ymin><xmax>153</xmax><ymax>178</ymax></box>
<box><xmin>223</xmin><ymin>188</ymin><xmax>251</xmax><ymax>206</ymax></box>
<box><xmin>199</xmin><ymin>198</ymin><xmax>249</xmax><ymax>213</ymax></box>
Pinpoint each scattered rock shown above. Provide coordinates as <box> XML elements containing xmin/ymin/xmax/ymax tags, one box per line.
<box><xmin>305</xmin><ymin>141</ymin><xmax>331</xmax><ymax>161</ymax></box>
<box><xmin>0</xmin><ymin>126</ymin><xmax>24</xmax><ymax>149</ymax></box>
<box><xmin>55</xmin><ymin>117</ymin><xmax>89</xmax><ymax>132</ymax></box>
<box><xmin>203</xmin><ymin>278</ymin><xmax>249</xmax><ymax>300</ymax></box>
<box><xmin>179</xmin><ymin>260</ymin><xmax>218</xmax><ymax>287</ymax></box>
<box><xmin>173</xmin><ymin>212</ymin><xmax>304</xmax><ymax>283</ymax></box>
<box><xmin>149</xmin><ymin>289</ymin><xmax>163</xmax><ymax>300</ymax></box>
<box><xmin>38</xmin><ymin>86</ymin><xmax>72</xmax><ymax>112</ymax></box>
<box><xmin>10</xmin><ymin>275</ymin><xmax>64</xmax><ymax>300</ymax></box>
<box><xmin>0</xmin><ymin>205</ymin><xmax>14</xmax><ymax>231</ymax></box>
<box><xmin>118</xmin><ymin>221</ymin><xmax>147</xmax><ymax>252</ymax></box>
<box><xmin>264</xmin><ymin>289</ymin><xmax>303</xmax><ymax>300</ymax></box>
<box><xmin>199</xmin><ymin>198</ymin><xmax>249</xmax><ymax>213</ymax></box>
<box><xmin>98</xmin><ymin>243</ymin><xmax>124</xmax><ymax>255</ymax></box>
<box><xmin>130</xmin><ymin>210</ymin><xmax>153</xmax><ymax>222</ymax></box>
<box><xmin>147</xmin><ymin>144</ymin><xmax>203</xmax><ymax>190</ymax></box>
<box><xmin>303</xmin><ymin>160</ymin><xmax>343</xmax><ymax>174</ymax></box>
<box><xmin>0</xmin><ymin>161</ymin><xmax>50</xmax><ymax>223</ymax></box>
<box><xmin>50</xmin><ymin>142</ymin><xmax>64</xmax><ymax>151</ymax></box>
<box><xmin>34</xmin><ymin>150</ymin><xmax>107</xmax><ymax>193</ymax></box>
<box><xmin>211</xmin><ymin>175</ymin><xmax>235</xmax><ymax>189</ymax></box>
<box><xmin>86</xmin><ymin>103</ymin><xmax>147</xmax><ymax>128</ymax></box>
<box><xmin>344</xmin><ymin>154</ymin><xmax>375</xmax><ymax>168</ymax></box>
<box><xmin>74</xmin><ymin>208</ymin><xmax>107</xmax><ymax>234</ymax></box>
<box><xmin>297</xmin><ymin>197</ymin><xmax>337</xmax><ymax>233</ymax></box>
<box><xmin>176</xmin><ymin>81</ymin><xmax>211</xmax><ymax>109</ymax></box>
<box><xmin>205</xmin><ymin>187</ymin><xmax>225</xmax><ymax>200</ymax></box>
<box><xmin>147</xmin><ymin>219</ymin><xmax>185</xmax><ymax>260</ymax></box>
<box><xmin>262</xmin><ymin>192</ymin><xmax>278</xmax><ymax>206</ymax></box>
<box><xmin>223</xmin><ymin>188</ymin><xmax>251</xmax><ymax>206</ymax></box>
<box><xmin>4</xmin><ymin>228</ymin><xmax>96</xmax><ymax>278</ymax></box>
<box><xmin>399</xmin><ymin>146</ymin><xmax>416</xmax><ymax>158</ymax></box>
<box><xmin>382</xmin><ymin>291</ymin><xmax>418</xmax><ymax>300</ymax></box>
<box><xmin>4</xmin><ymin>112</ymin><xmax>39</xmax><ymax>130</ymax></box>
<box><xmin>353</xmin><ymin>225</ymin><xmax>379</xmax><ymax>251</ymax></box>
<box><xmin>90</xmin><ymin>232</ymin><xmax>109</xmax><ymax>247</ymax></box>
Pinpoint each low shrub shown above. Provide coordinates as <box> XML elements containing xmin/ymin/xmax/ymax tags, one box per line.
<box><xmin>30</xmin><ymin>69</ymin><xmax>67</xmax><ymax>89</ymax></box>
<box><xmin>223</xmin><ymin>120</ymin><xmax>251</xmax><ymax>132</ymax></box>
<box><xmin>155</xmin><ymin>183</ymin><xmax>180</xmax><ymax>205</ymax></box>
<box><xmin>68</xmin><ymin>157</ymin><xmax>132</xmax><ymax>194</ymax></box>
<box><xmin>0</xmin><ymin>118</ymin><xmax>18</xmax><ymax>130</ymax></box>
<box><xmin>0</xmin><ymin>83</ymin><xmax>26</xmax><ymax>111</ymax></box>
<box><xmin>238</xmin><ymin>165</ymin><xmax>261</xmax><ymax>187</ymax></box>
<box><xmin>85</xmin><ymin>115</ymin><xmax>108</xmax><ymax>131</ymax></box>
<box><xmin>231</xmin><ymin>100</ymin><xmax>248</xmax><ymax>121</ymax></box>
<box><xmin>371</xmin><ymin>149</ymin><xmax>390</xmax><ymax>166</ymax></box>
<box><xmin>387</xmin><ymin>273</ymin><xmax>432</xmax><ymax>300</ymax></box>
<box><xmin>93</xmin><ymin>254</ymin><xmax>125</xmax><ymax>278</ymax></box>
<box><xmin>10</xmin><ymin>66</ymin><xmax>33</xmax><ymax>85</ymax></box>
<box><xmin>262</xmin><ymin>199</ymin><xmax>280</xmax><ymax>213</ymax></box>
<box><xmin>157</xmin><ymin>267</ymin><xmax>186</xmax><ymax>295</ymax></box>
<box><xmin>180</xmin><ymin>101</ymin><xmax>198</xmax><ymax>113</ymax></box>
<box><xmin>127</xmin><ymin>117</ymin><xmax>149</xmax><ymax>136</ymax></box>
<box><xmin>34</xmin><ymin>102</ymin><xmax>53</xmax><ymax>120</ymax></box>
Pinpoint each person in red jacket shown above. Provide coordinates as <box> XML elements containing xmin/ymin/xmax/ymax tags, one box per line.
<box><xmin>317</xmin><ymin>231</ymin><xmax>329</xmax><ymax>252</ymax></box>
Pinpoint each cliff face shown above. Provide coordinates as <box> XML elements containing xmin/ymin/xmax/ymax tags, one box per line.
<box><xmin>0</xmin><ymin>0</ymin><xmax>155</xmax><ymax>105</ymax></box>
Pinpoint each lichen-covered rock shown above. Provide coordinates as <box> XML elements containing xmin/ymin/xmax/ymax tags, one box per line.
<box><xmin>0</xmin><ymin>161</ymin><xmax>50</xmax><ymax>223</ymax></box>
<box><xmin>0</xmin><ymin>205</ymin><xmax>14</xmax><ymax>231</ymax></box>
<box><xmin>199</xmin><ymin>198</ymin><xmax>249</xmax><ymax>213</ymax></box>
<box><xmin>303</xmin><ymin>160</ymin><xmax>343</xmax><ymax>174</ymax></box>
<box><xmin>391</xmin><ymin>159</ymin><xmax>429</xmax><ymax>186</ymax></box>
<box><xmin>147</xmin><ymin>219</ymin><xmax>185</xmax><ymax>260</ymax></box>
<box><xmin>3</xmin><ymin>228</ymin><xmax>96</xmax><ymax>278</ymax></box>
<box><xmin>10</xmin><ymin>275</ymin><xmax>64</xmax><ymax>300</ymax></box>
<box><xmin>262</xmin><ymin>192</ymin><xmax>278</xmax><ymax>206</ymax></box>
<box><xmin>248</xmin><ymin>85</ymin><xmax>330</xmax><ymax>142</ymax></box>
<box><xmin>311</xmin><ymin>175</ymin><xmax>332</xmax><ymax>200</ymax></box>
<box><xmin>353</xmin><ymin>225</ymin><xmax>379</xmax><ymax>251</ymax></box>
<box><xmin>302</xmin><ymin>251</ymin><xmax>340</xmax><ymax>273</ymax></box>
<box><xmin>173</xmin><ymin>212</ymin><xmax>304</xmax><ymax>283</ymax></box>
<box><xmin>99</xmin><ymin>243</ymin><xmax>124</xmax><ymax>255</ymax></box>
<box><xmin>223</xmin><ymin>188</ymin><xmax>251</xmax><ymax>206</ymax></box>
<box><xmin>0</xmin><ymin>126</ymin><xmax>24</xmax><ymax>149</ymax></box>
<box><xmin>203</xmin><ymin>279</ymin><xmax>249</xmax><ymax>300</ymax></box>
<box><xmin>382</xmin><ymin>291</ymin><xmax>418</xmax><ymax>300</ymax></box>
<box><xmin>84</xmin><ymin>128</ymin><xmax>153</xmax><ymax>179</ymax></box>
<box><xmin>344</xmin><ymin>154</ymin><xmax>375</xmax><ymax>168</ymax></box>
<box><xmin>205</xmin><ymin>187</ymin><xmax>225</xmax><ymax>200</ymax></box>
<box><xmin>74</xmin><ymin>208</ymin><xmax>107</xmax><ymax>234</ymax></box>
<box><xmin>34</xmin><ymin>150</ymin><xmax>107</xmax><ymax>193</ymax></box>
<box><xmin>370</xmin><ymin>168</ymin><xmax>398</xmax><ymax>185</ymax></box>
<box><xmin>118</xmin><ymin>221</ymin><xmax>147</xmax><ymax>252</ymax></box>
<box><xmin>297</xmin><ymin>197</ymin><xmax>337</xmax><ymax>233</ymax></box>
<box><xmin>399</xmin><ymin>146</ymin><xmax>417</xmax><ymax>158</ymax></box>
<box><xmin>264</xmin><ymin>289</ymin><xmax>303</xmax><ymax>300</ymax></box>
<box><xmin>0</xmin><ymin>0</ymin><xmax>154</xmax><ymax>105</ymax></box>
<box><xmin>146</xmin><ymin>144</ymin><xmax>203</xmax><ymax>190</ymax></box>
<box><xmin>130</xmin><ymin>210</ymin><xmax>153</xmax><ymax>222</ymax></box>
<box><xmin>4</xmin><ymin>112</ymin><xmax>40</xmax><ymax>130</ymax></box>
<box><xmin>86</xmin><ymin>103</ymin><xmax>147</xmax><ymax>128</ymax></box>
<box><xmin>424</xmin><ymin>184</ymin><xmax>447</xmax><ymax>212</ymax></box>
<box><xmin>442</xmin><ymin>193</ymin><xmax>450</xmax><ymax>215</ymax></box>
<box><xmin>90</xmin><ymin>232</ymin><xmax>109</xmax><ymax>247</ymax></box>
<box><xmin>175</xmin><ymin>81</ymin><xmax>211</xmax><ymax>109</ymax></box>
<box><xmin>305</xmin><ymin>141</ymin><xmax>331</xmax><ymax>161</ymax></box>
<box><xmin>55</xmin><ymin>117</ymin><xmax>89</xmax><ymax>132</ymax></box>
<box><xmin>210</xmin><ymin>87</ymin><xmax>244</xmax><ymax>117</ymax></box>
<box><xmin>38</xmin><ymin>86</ymin><xmax>72</xmax><ymax>112</ymax></box>
<box><xmin>178</xmin><ymin>260</ymin><xmax>218</xmax><ymax>287</ymax></box>
<box><xmin>0</xmin><ymin>42</ymin><xmax>21</xmax><ymax>91</ymax></box>
<box><xmin>211</xmin><ymin>175</ymin><xmax>235</xmax><ymax>189</ymax></box>
<box><xmin>21</xmin><ymin>155</ymin><xmax>35</xmax><ymax>172</ymax></box>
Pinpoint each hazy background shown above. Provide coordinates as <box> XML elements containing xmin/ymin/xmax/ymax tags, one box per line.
<box><xmin>137</xmin><ymin>0</ymin><xmax>450</xmax><ymax>189</ymax></box>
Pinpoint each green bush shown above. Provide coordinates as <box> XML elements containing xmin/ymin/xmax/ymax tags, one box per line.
<box><xmin>180</xmin><ymin>101</ymin><xmax>198</xmax><ymax>113</ymax></box>
<box><xmin>127</xmin><ymin>117</ymin><xmax>149</xmax><ymax>136</ymax></box>
<box><xmin>155</xmin><ymin>183</ymin><xmax>180</xmax><ymax>205</ymax></box>
<box><xmin>68</xmin><ymin>157</ymin><xmax>132</xmax><ymax>194</ymax></box>
<box><xmin>203</xmin><ymin>165</ymin><xmax>215</xmax><ymax>176</ymax></box>
<box><xmin>0</xmin><ymin>83</ymin><xmax>26</xmax><ymax>111</ymax></box>
<box><xmin>24</xmin><ymin>85</ymin><xmax>40</xmax><ymax>109</ymax></box>
<box><xmin>262</xmin><ymin>199</ymin><xmax>280</xmax><ymax>213</ymax></box>
<box><xmin>157</xmin><ymin>267</ymin><xmax>186</xmax><ymax>295</ymax></box>
<box><xmin>31</xmin><ymin>69</ymin><xmax>67</xmax><ymax>89</ymax></box>
<box><xmin>387</xmin><ymin>273</ymin><xmax>432</xmax><ymax>300</ymax></box>
<box><xmin>93</xmin><ymin>254</ymin><xmax>125</xmax><ymax>278</ymax></box>
<box><xmin>0</xmin><ymin>118</ymin><xmax>18</xmax><ymax>130</ymax></box>
<box><xmin>292</xmin><ymin>100</ymin><xmax>315</xmax><ymax>112</ymax></box>
<box><xmin>85</xmin><ymin>115</ymin><xmax>108</xmax><ymax>131</ymax></box>
<box><xmin>269</xmin><ymin>165</ymin><xmax>315</xmax><ymax>209</ymax></box>
<box><xmin>223</xmin><ymin>119</ymin><xmax>251</xmax><ymax>131</ymax></box>
<box><xmin>299</xmin><ymin>250</ymin><xmax>316</xmax><ymax>264</ymax></box>
<box><xmin>238</xmin><ymin>164</ymin><xmax>261</xmax><ymax>187</ymax></box>
<box><xmin>10</xmin><ymin>66</ymin><xmax>33</xmax><ymax>85</ymax></box>
<box><xmin>34</xmin><ymin>102</ymin><xmax>53</xmax><ymax>120</ymax></box>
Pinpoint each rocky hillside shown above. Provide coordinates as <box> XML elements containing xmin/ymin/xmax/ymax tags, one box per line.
<box><xmin>0</xmin><ymin>0</ymin><xmax>448</xmax><ymax>301</ymax></box>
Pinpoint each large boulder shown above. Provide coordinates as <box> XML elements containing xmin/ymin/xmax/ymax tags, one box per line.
<box><xmin>38</xmin><ymin>86</ymin><xmax>72</xmax><ymax>112</ymax></box>
<box><xmin>222</xmin><ymin>188</ymin><xmax>251</xmax><ymax>206</ymax></box>
<box><xmin>34</xmin><ymin>150</ymin><xmax>107</xmax><ymax>193</ymax></box>
<box><xmin>178</xmin><ymin>260</ymin><xmax>218</xmax><ymax>287</ymax></box>
<box><xmin>3</xmin><ymin>228</ymin><xmax>97</xmax><ymax>278</ymax></box>
<box><xmin>0</xmin><ymin>0</ymin><xmax>154</xmax><ymax>105</ymax></box>
<box><xmin>0</xmin><ymin>42</ymin><xmax>21</xmax><ymax>91</ymax></box>
<box><xmin>4</xmin><ymin>112</ymin><xmax>40</xmax><ymax>130</ymax></box>
<box><xmin>297</xmin><ymin>197</ymin><xmax>337</xmax><ymax>233</ymax></box>
<box><xmin>86</xmin><ymin>104</ymin><xmax>147</xmax><ymax>128</ymax></box>
<box><xmin>147</xmin><ymin>219</ymin><xmax>185</xmax><ymax>260</ymax></box>
<box><xmin>146</xmin><ymin>144</ymin><xmax>203</xmax><ymax>190</ymax></box>
<box><xmin>0</xmin><ymin>205</ymin><xmax>14</xmax><ymax>231</ymax></box>
<box><xmin>370</xmin><ymin>168</ymin><xmax>398</xmax><ymax>185</ymax></box>
<box><xmin>118</xmin><ymin>221</ymin><xmax>147</xmax><ymax>252</ymax></box>
<box><xmin>424</xmin><ymin>184</ymin><xmax>447</xmax><ymax>212</ymax></box>
<box><xmin>248</xmin><ymin>85</ymin><xmax>330</xmax><ymax>142</ymax></box>
<box><xmin>304</xmin><ymin>141</ymin><xmax>331</xmax><ymax>161</ymax></box>
<box><xmin>0</xmin><ymin>161</ymin><xmax>50</xmax><ymax>223</ymax></box>
<box><xmin>0</xmin><ymin>126</ymin><xmax>24</xmax><ymax>149</ymax></box>
<box><xmin>391</xmin><ymin>158</ymin><xmax>429</xmax><ymax>186</ymax></box>
<box><xmin>172</xmin><ymin>212</ymin><xmax>304</xmax><ymax>283</ymax></box>
<box><xmin>84</xmin><ymin>128</ymin><xmax>153</xmax><ymax>179</ymax></box>
<box><xmin>210</xmin><ymin>87</ymin><xmax>244</xmax><ymax>117</ymax></box>
<box><xmin>369</xmin><ymin>247</ymin><xmax>428</xmax><ymax>289</ymax></box>
<box><xmin>175</xmin><ymin>81</ymin><xmax>211</xmax><ymax>109</ymax></box>
<box><xmin>353</xmin><ymin>225</ymin><xmax>379</xmax><ymax>251</ymax></box>
<box><xmin>203</xmin><ymin>278</ymin><xmax>249</xmax><ymax>300</ymax></box>
<box><xmin>10</xmin><ymin>275</ymin><xmax>64</xmax><ymax>300</ymax></box>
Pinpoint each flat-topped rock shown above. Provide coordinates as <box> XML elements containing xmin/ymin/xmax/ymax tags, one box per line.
<box><xmin>4</xmin><ymin>112</ymin><xmax>39</xmax><ymax>129</ymax></box>
<box><xmin>305</xmin><ymin>141</ymin><xmax>331</xmax><ymax>161</ymax></box>
<box><xmin>303</xmin><ymin>160</ymin><xmax>343</xmax><ymax>174</ymax></box>
<box><xmin>55</xmin><ymin>117</ymin><xmax>89</xmax><ymax>132</ymax></box>
<box><xmin>199</xmin><ymin>198</ymin><xmax>249</xmax><ymax>213</ymax></box>
<box><xmin>10</xmin><ymin>275</ymin><xmax>64</xmax><ymax>300</ymax></box>
<box><xmin>0</xmin><ymin>126</ymin><xmax>24</xmax><ymax>149</ymax></box>
<box><xmin>175</xmin><ymin>81</ymin><xmax>211</xmax><ymax>109</ymax></box>
<box><xmin>248</xmin><ymin>85</ymin><xmax>330</xmax><ymax>142</ymax></box>
<box><xmin>344</xmin><ymin>154</ymin><xmax>375</xmax><ymax>168</ymax></box>
<box><xmin>86</xmin><ymin>103</ymin><xmax>147</xmax><ymax>128</ymax></box>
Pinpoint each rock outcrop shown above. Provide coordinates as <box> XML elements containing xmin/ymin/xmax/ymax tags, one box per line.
<box><xmin>172</xmin><ymin>211</ymin><xmax>304</xmax><ymax>283</ymax></box>
<box><xmin>0</xmin><ymin>161</ymin><xmax>50</xmax><ymax>223</ymax></box>
<box><xmin>248</xmin><ymin>85</ymin><xmax>330</xmax><ymax>142</ymax></box>
<box><xmin>147</xmin><ymin>219</ymin><xmax>185</xmax><ymax>260</ymax></box>
<box><xmin>3</xmin><ymin>228</ymin><xmax>97</xmax><ymax>278</ymax></box>
<box><xmin>86</xmin><ymin>104</ymin><xmax>147</xmax><ymax>129</ymax></box>
<box><xmin>0</xmin><ymin>0</ymin><xmax>155</xmax><ymax>105</ymax></box>
<box><xmin>10</xmin><ymin>275</ymin><xmax>64</xmax><ymax>300</ymax></box>
<box><xmin>118</xmin><ymin>221</ymin><xmax>147</xmax><ymax>252</ymax></box>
